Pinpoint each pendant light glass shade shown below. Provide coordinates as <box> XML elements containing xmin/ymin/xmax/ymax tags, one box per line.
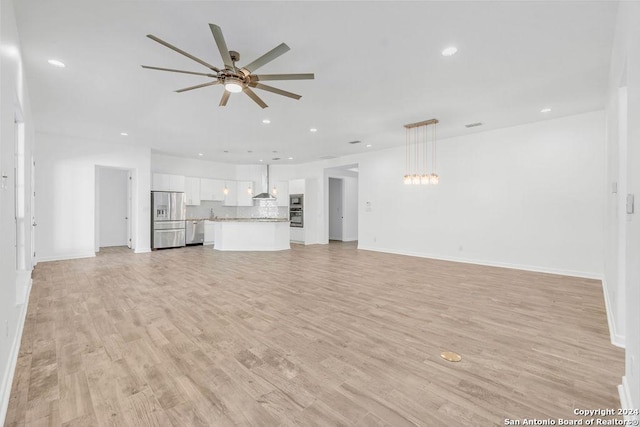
<box><xmin>403</xmin><ymin>119</ymin><xmax>439</xmax><ymax>185</ymax></box>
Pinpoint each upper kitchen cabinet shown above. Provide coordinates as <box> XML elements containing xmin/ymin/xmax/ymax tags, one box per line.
<box><xmin>236</xmin><ymin>181</ymin><xmax>254</xmax><ymax>206</ymax></box>
<box><xmin>223</xmin><ymin>181</ymin><xmax>237</xmax><ymax>206</ymax></box>
<box><xmin>273</xmin><ymin>181</ymin><xmax>289</xmax><ymax>207</ymax></box>
<box><xmin>185</xmin><ymin>177</ymin><xmax>201</xmax><ymax>205</ymax></box>
<box><xmin>200</xmin><ymin>178</ymin><xmax>226</xmax><ymax>201</ymax></box>
<box><xmin>152</xmin><ymin>173</ymin><xmax>185</xmax><ymax>192</ymax></box>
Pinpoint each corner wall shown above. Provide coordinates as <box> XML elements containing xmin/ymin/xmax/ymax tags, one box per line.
<box><xmin>0</xmin><ymin>0</ymin><xmax>35</xmax><ymax>423</ymax></box>
<box><xmin>604</xmin><ymin>0</ymin><xmax>640</xmax><ymax>417</ymax></box>
<box><xmin>35</xmin><ymin>133</ymin><xmax>151</xmax><ymax>261</ymax></box>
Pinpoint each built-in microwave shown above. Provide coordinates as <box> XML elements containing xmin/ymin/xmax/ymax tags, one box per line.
<box><xmin>290</xmin><ymin>194</ymin><xmax>303</xmax><ymax>207</ymax></box>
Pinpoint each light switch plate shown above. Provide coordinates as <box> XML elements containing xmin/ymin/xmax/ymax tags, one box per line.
<box><xmin>612</xmin><ymin>182</ymin><xmax>618</xmax><ymax>194</ymax></box>
<box><xmin>627</xmin><ymin>194</ymin><xmax>635</xmax><ymax>214</ymax></box>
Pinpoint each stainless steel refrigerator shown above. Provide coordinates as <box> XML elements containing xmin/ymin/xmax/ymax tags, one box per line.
<box><xmin>151</xmin><ymin>191</ymin><xmax>186</xmax><ymax>249</ymax></box>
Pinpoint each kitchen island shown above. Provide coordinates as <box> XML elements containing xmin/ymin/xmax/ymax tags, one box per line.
<box><xmin>212</xmin><ymin>218</ymin><xmax>290</xmax><ymax>251</ymax></box>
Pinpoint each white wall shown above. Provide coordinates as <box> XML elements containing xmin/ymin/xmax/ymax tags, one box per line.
<box><xmin>355</xmin><ymin>112</ymin><xmax>605</xmax><ymax>278</ymax></box>
<box><xmin>97</xmin><ymin>167</ymin><xmax>129</xmax><ymax>248</ymax></box>
<box><xmin>36</xmin><ymin>133</ymin><xmax>151</xmax><ymax>261</ymax></box>
<box><xmin>0</xmin><ymin>0</ymin><xmax>35</xmax><ymax>422</ymax></box>
<box><xmin>152</xmin><ymin>153</ymin><xmax>236</xmax><ymax>179</ymax></box>
<box><xmin>604</xmin><ymin>0</ymin><xmax>640</xmax><ymax>417</ymax></box>
<box><xmin>343</xmin><ymin>177</ymin><xmax>358</xmax><ymax>242</ymax></box>
<box><xmin>276</xmin><ymin>111</ymin><xmax>606</xmax><ymax>278</ymax></box>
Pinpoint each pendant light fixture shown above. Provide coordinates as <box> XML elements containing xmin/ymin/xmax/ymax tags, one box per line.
<box><xmin>403</xmin><ymin>118</ymin><xmax>439</xmax><ymax>185</ymax></box>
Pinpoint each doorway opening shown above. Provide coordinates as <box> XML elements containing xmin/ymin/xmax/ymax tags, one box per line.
<box><xmin>329</xmin><ymin>178</ymin><xmax>343</xmax><ymax>241</ymax></box>
<box><xmin>95</xmin><ymin>166</ymin><xmax>132</xmax><ymax>252</ymax></box>
<box><xmin>324</xmin><ymin>164</ymin><xmax>359</xmax><ymax>244</ymax></box>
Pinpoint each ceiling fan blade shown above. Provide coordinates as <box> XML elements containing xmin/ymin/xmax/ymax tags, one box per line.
<box><xmin>219</xmin><ymin>90</ymin><xmax>231</xmax><ymax>106</ymax></box>
<box><xmin>250</xmin><ymin>82</ymin><xmax>302</xmax><ymax>100</ymax></box>
<box><xmin>175</xmin><ymin>81</ymin><xmax>220</xmax><ymax>93</ymax></box>
<box><xmin>147</xmin><ymin>34</ymin><xmax>220</xmax><ymax>72</ymax></box>
<box><xmin>252</xmin><ymin>73</ymin><xmax>315</xmax><ymax>81</ymax></box>
<box><xmin>209</xmin><ymin>24</ymin><xmax>234</xmax><ymax>70</ymax></box>
<box><xmin>241</xmin><ymin>43</ymin><xmax>290</xmax><ymax>74</ymax></box>
<box><xmin>142</xmin><ymin>65</ymin><xmax>217</xmax><ymax>77</ymax></box>
<box><xmin>243</xmin><ymin>87</ymin><xmax>268</xmax><ymax>109</ymax></box>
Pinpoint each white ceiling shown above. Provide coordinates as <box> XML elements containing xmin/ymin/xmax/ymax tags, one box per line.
<box><xmin>14</xmin><ymin>1</ymin><xmax>618</xmax><ymax>164</ymax></box>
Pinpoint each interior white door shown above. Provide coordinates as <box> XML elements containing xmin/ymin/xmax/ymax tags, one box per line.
<box><xmin>31</xmin><ymin>156</ymin><xmax>36</xmax><ymax>266</ymax></box>
<box><xmin>329</xmin><ymin>178</ymin><xmax>343</xmax><ymax>241</ymax></box>
<box><xmin>99</xmin><ymin>168</ymin><xmax>129</xmax><ymax>247</ymax></box>
<box><xmin>127</xmin><ymin>170</ymin><xmax>132</xmax><ymax>248</ymax></box>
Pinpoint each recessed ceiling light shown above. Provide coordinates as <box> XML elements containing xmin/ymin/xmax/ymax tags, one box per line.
<box><xmin>540</xmin><ymin>108</ymin><xmax>552</xmax><ymax>113</ymax></box>
<box><xmin>198</xmin><ymin>153</ymin><xmax>204</xmax><ymax>156</ymax></box>
<box><xmin>310</xmin><ymin>128</ymin><xmax>318</xmax><ymax>132</ymax></box>
<box><xmin>366</xmin><ymin>144</ymin><xmax>372</xmax><ymax>148</ymax></box>
<box><xmin>47</xmin><ymin>59</ymin><xmax>65</xmax><ymax>67</ymax></box>
<box><xmin>262</xmin><ymin>119</ymin><xmax>271</xmax><ymax>124</ymax></box>
<box><xmin>259</xmin><ymin>159</ymin><xmax>264</xmax><ymax>162</ymax></box>
<box><xmin>441</xmin><ymin>47</ymin><xmax>458</xmax><ymax>57</ymax></box>
<box><xmin>120</xmin><ymin>132</ymin><xmax>128</xmax><ymax>136</ymax></box>
<box><xmin>288</xmin><ymin>157</ymin><xmax>294</xmax><ymax>160</ymax></box>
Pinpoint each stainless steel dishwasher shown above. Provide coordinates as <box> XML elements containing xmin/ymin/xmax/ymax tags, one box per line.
<box><xmin>186</xmin><ymin>220</ymin><xmax>204</xmax><ymax>245</ymax></box>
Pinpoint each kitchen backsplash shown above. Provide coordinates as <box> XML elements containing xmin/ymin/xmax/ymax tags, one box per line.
<box><xmin>186</xmin><ymin>200</ymin><xmax>287</xmax><ymax>219</ymax></box>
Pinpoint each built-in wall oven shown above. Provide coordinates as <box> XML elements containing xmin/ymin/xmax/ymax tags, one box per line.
<box><xmin>289</xmin><ymin>194</ymin><xmax>303</xmax><ymax>228</ymax></box>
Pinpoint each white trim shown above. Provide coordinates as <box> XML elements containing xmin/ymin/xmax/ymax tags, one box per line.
<box><xmin>0</xmin><ymin>279</ymin><xmax>33</xmax><ymax>425</ymax></box>
<box><xmin>618</xmin><ymin>376</ymin><xmax>638</xmax><ymax>423</ymax></box>
<box><xmin>601</xmin><ymin>278</ymin><xmax>625</xmax><ymax>347</ymax></box>
<box><xmin>35</xmin><ymin>252</ymin><xmax>96</xmax><ymax>262</ymax></box>
<box><xmin>15</xmin><ymin>271</ymin><xmax>31</xmax><ymax>306</ymax></box>
<box><xmin>134</xmin><ymin>247</ymin><xmax>151</xmax><ymax>254</ymax></box>
<box><xmin>356</xmin><ymin>245</ymin><xmax>603</xmax><ymax>280</ymax></box>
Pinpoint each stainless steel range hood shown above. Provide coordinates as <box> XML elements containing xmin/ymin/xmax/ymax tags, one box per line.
<box><xmin>252</xmin><ymin>164</ymin><xmax>276</xmax><ymax>200</ymax></box>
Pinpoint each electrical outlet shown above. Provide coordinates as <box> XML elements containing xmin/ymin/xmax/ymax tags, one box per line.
<box><xmin>459</xmin><ymin>245</ymin><xmax>464</xmax><ymax>251</ymax></box>
<box><xmin>373</xmin><ymin>236</ymin><xmax>377</xmax><ymax>242</ymax></box>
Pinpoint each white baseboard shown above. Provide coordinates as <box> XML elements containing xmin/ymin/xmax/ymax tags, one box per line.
<box><xmin>36</xmin><ymin>252</ymin><xmax>96</xmax><ymax>262</ymax></box>
<box><xmin>134</xmin><ymin>248</ymin><xmax>151</xmax><ymax>254</ymax></box>
<box><xmin>601</xmin><ymin>278</ymin><xmax>625</xmax><ymax>347</ymax></box>
<box><xmin>356</xmin><ymin>245</ymin><xmax>603</xmax><ymax>280</ymax></box>
<box><xmin>0</xmin><ymin>276</ymin><xmax>33</xmax><ymax>425</ymax></box>
<box><xmin>618</xmin><ymin>376</ymin><xmax>638</xmax><ymax>423</ymax></box>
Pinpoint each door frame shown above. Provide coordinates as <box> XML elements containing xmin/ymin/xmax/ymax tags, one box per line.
<box><xmin>95</xmin><ymin>166</ymin><xmax>133</xmax><ymax>251</ymax></box>
<box><xmin>328</xmin><ymin>177</ymin><xmax>344</xmax><ymax>241</ymax></box>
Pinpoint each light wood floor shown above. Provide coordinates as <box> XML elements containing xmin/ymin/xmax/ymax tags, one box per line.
<box><xmin>6</xmin><ymin>242</ymin><xmax>623</xmax><ymax>426</ymax></box>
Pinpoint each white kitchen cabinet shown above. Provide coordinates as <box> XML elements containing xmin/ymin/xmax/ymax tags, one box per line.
<box><xmin>204</xmin><ymin>220</ymin><xmax>215</xmax><ymax>245</ymax></box>
<box><xmin>223</xmin><ymin>181</ymin><xmax>237</xmax><ymax>206</ymax></box>
<box><xmin>152</xmin><ymin>173</ymin><xmax>185</xmax><ymax>192</ymax></box>
<box><xmin>200</xmin><ymin>178</ymin><xmax>226</xmax><ymax>201</ymax></box>
<box><xmin>236</xmin><ymin>180</ymin><xmax>254</xmax><ymax>206</ymax></box>
<box><xmin>273</xmin><ymin>181</ymin><xmax>289</xmax><ymax>207</ymax></box>
<box><xmin>185</xmin><ymin>177</ymin><xmax>201</xmax><ymax>205</ymax></box>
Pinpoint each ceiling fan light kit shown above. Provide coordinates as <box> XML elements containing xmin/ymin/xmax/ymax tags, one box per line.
<box><xmin>142</xmin><ymin>23</ymin><xmax>314</xmax><ymax>109</ymax></box>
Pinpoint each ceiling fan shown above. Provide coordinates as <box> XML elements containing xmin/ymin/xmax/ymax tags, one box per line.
<box><xmin>142</xmin><ymin>23</ymin><xmax>314</xmax><ymax>109</ymax></box>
